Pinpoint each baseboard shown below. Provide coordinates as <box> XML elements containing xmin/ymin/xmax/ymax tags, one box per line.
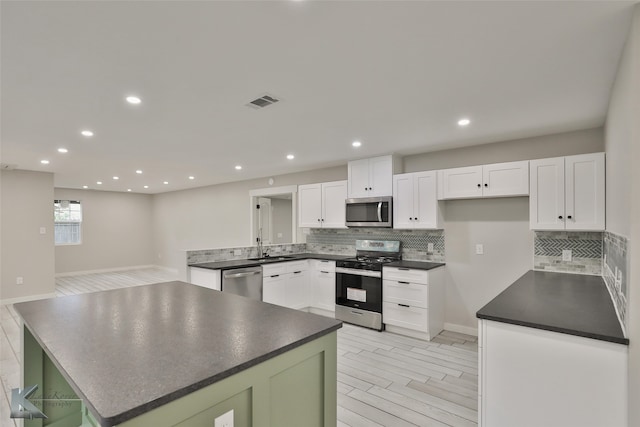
<box><xmin>444</xmin><ymin>322</ymin><xmax>478</xmax><ymax>337</ymax></box>
<box><xmin>154</xmin><ymin>265</ymin><xmax>179</xmax><ymax>275</ymax></box>
<box><xmin>55</xmin><ymin>264</ymin><xmax>159</xmax><ymax>277</ymax></box>
<box><xmin>1</xmin><ymin>292</ymin><xmax>57</xmax><ymax>306</ymax></box>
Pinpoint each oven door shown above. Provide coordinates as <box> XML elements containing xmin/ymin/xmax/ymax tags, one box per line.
<box><xmin>335</xmin><ymin>268</ymin><xmax>382</xmax><ymax>313</ymax></box>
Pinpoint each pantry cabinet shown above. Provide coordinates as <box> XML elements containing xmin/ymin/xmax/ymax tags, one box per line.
<box><xmin>529</xmin><ymin>152</ymin><xmax>605</xmax><ymax>231</ymax></box>
<box><xmin>348</xmin><ymin>155</ymin><xmax>394</xmax><ymax>198</ymax></box>
<box><xmin>393</xmin><ymin>171</ymin><xmax>442</xmax><ymax>229</ymax></box>
<box><xmin>439</xmin><ymin>161</ymin><xmax>529</xmax><ymax>200</ymax></box>
<box><xmin>298</xmin><ymin>180</ymin><xmax>347</xmax><ymax>228</ymax></box>
<box><xmin>382</xmin><ymin>266</ymin><xmax>444</xmax><ymax>341</ymax></box>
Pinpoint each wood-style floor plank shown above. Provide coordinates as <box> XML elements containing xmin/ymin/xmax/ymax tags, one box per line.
<box><xmin>0</xmin><ymin>267</ymin><xmax>479</xmax><ymax>427</ymax></box>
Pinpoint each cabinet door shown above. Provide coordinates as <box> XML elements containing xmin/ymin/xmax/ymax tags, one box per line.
<box><xmin>368</xmin><ymin>156</ymin><xmax>393</xmax><ymax>197</ymax></box>
<box><xmin>482</xmin><ymin>161</ymin><xmax>529</xmax><ymax>197</ymax></box>
<box><xmin>298</xmin><ymin>183</ymin><xmax>322</xmax><ymax>228</ymax></box>
<box><xmin>393</xmin><ymin>173</ymin><xmax>415</xmax><ymax>229</ymax></box>
<box><xmin>347</xmin><ymin>158</ymin><xmax>371</xmax><ymax>198</ymax></box>
<box><xmin>263</xmin><ymin>274</ymin><xmax>288</xmax><ymax>307</ymax></box>
<box><xmin>321</xmin><ymin>180</ymin><xmax>347</xmax><ymax>228</ymax></box>
<box><xmin>530</xmin><ymin>157</ymin><xmax>565</xmax><ymax>230</ymax></box>
<box><xmin>413</xmin><ymin>171</ymin><xmax>440</xmax><ymax>229</ymax></box>
<box><xmin>313</xmin><ymin>270</ymin><xmax>336</xmax><ymax>312</ymax></box>
<box><xmin>189</xmin><ymin>267</ymin><xmax>221</xmax><ymax>291</ymax></box>
<box><xmin>288</xmin><ymin>270</ymin><xmax>310</xmax><ymax>310</ymax></box>
<box><xmin>441</xmin><ymin>166</ymin><xmax>483</xmax><ymax>199</ymax></box>
<box><xmin>565</xmin><ymin>153</ymin><xmax>605</xmax><ymax>231</ymax></box>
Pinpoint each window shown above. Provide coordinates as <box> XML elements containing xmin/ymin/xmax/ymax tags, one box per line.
<box><xmin>54</xmin><ymin>200</ymin><xmax>82</xmax><ymax>245</ymax></box>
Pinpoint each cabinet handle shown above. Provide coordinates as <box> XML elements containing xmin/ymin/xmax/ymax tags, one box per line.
<box><xmin>271</xmin><ymin>274</ymin><xmax>279</xmax><ymax>278</ymax></box>
<box><xmin>484</xmin><ymin>183</ymin><xmax>488</xmax><ymax>187</ymax></box>
<box><xmin>398</xmin><ymin>304</ymin><xmax>410</xmax><ymax>308</ymax></box>
<box><xmin>317</xmin><ymin>218</ymin><xmax>321</xmax><ymax>222</ymax></box>
<box><xmin>364</xmin><ymin>187</ymin><xmax>368</xmax><ymax>191</ymax></box>
<box><xmin>320</xmin><ymin>271</ymin><xmax>330</xmax><ymax>274</ymax></box>
<box><xmin>293</xmin><ymin>271</ymin><xmax>302</xmax><ymax>274</ymax></box>
<box><xmin>398</xmin><ymin>268</ymin><xmax>410</xmax><ymax>271</ymax></box>
<box><xmin>567</xmin><ymin>215</ymin><xmax>572</xmax><ymax>219</ymax></box>
<box><xmin>558</xmin><ymin>216</ymin><xmax>563</xmax><ymax>220</ymax></box>
<box><xmin>369</xmin><ymin>187</ymin><xmax>372</xmax><ymax>190</ymax></box>
<box><xmin>398</xmin><ymin>281</ymin><xmax>410</xmax><ymax>284</ymax></box>
<box><xmin>415</xmin><ymin>217</ymin><xmax>418</xmax><ymax>221</ymax></box>
<box><xmin>321</xmin><ymin>218</ymin><xmax>324</xmax><ymax>222</ymax></box>
<box><xmin>477</xmin><ymin>184</ymin><xmax>481</xmax><ymax>188</ymax></box>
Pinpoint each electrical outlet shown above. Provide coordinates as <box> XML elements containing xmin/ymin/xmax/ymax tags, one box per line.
<box><xmin>214</xmin><ymin>409</ymin><xmax>234</xmax><ymax>427</ymax></box>
<box><xmin>234</xmin><ymin>249</ymin><xmax>242</xmax><ymax>256</ymax></box>
<box><xmin>427</xmin><ymin>243</ymin><xmax>434</xmax><ymax>252</ymax></box>
<box><xmin>562</xmin><ymin>250</ymin><xmax>572</xmax><ymax>262</ymax></box>
<box><xmin>475</xmin><ymin>244</ymin><xmax>484</xmax><ymax>255</ymax></box>
<box><xmin>16</xmin><ymin>277</ymin><xmax>23</xmax><ymax>285</ymax></box>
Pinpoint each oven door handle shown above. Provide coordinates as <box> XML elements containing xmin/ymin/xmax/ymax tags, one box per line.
<box><xmin>377</xmin><ymin>202</ymin><xmax>383</xmax><ymax>222</ymax></box>
<box><xmin>335</xmin><ymin>267</ymin><xmax>382</xmax><ymax>278</ymax></box>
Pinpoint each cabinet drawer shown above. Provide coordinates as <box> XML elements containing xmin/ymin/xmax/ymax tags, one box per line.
<box><xmin>284</xmin><ymin>260</ymin><xmax>308</xmax><ymax>274</ymax></box>
<box><xmin>383</xmin><ymin>302</ymin><xmax>428</xmax><ymax>331</ymax></box>
<box><xmin>262</xmin><ymin>263</ymin><xmax>287</xmax><ymax>277</ymax></box>
<box><xmin>383</xmin><ymin>267</ymin><xmax>429</xmax><ymax>285</ymax></box>
<box><xmin>383</xmin><ymin>280</ymin><xmax>428</xmax><ymax>308</ymax></box>
<box><xmin>310</xmin><ymin>259</ymin><xmax>336</xmax><ymax>273</ymax></box>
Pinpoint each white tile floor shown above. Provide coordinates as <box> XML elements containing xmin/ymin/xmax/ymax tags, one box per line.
<box><xmin>0</xmin><ymin>268</ymin><xmax>478</xmax><ymax>426</ymax></box>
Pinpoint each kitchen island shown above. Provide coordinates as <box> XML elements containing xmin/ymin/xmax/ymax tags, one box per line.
<box><xmin>15</xmin><ymin>281</ymin><xmax>341</xmax><ymax>427</ymax></box>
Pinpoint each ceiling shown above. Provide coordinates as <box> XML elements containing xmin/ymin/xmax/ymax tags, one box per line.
<box><xmin>1</xmin><ymin>1</ymin><xmax>635</xmax><ymax>194</ymax></box>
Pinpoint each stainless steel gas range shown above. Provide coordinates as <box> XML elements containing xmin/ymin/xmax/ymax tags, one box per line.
<box><xmin>335</xmin><ymin>240</ymin><xmax>401</xmax><ymax>331</ymax></box>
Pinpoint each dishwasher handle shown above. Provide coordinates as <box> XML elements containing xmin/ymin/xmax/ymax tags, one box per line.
<box><xmin>224</xmin><ymin>270</ymin><xmax>261</xmax><ymax>279</ymax></box>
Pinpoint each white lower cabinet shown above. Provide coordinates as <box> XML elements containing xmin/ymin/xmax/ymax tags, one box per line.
<box><xmin>188</xmin><ymin>267</ymin><xmax>221</xmax><ymax>291</ymax></box>
<box><xmin>262</xmin><ymin>273</ymin><xmax>288</xmax><ymax>306</ymax></box>
<box><xmin>309</xmin><ymin>260</ymin><xmax>336</xmax><ymax>315</ymax></box>
<box><xmin>262</xmin><ymin>260</ymin><xmax>310</xmax><ymax>309</ymax></box>
<box><xmin>382</xmin><ymin>266</ymin><xmax>444</xmax><ymax>341</ymax></box>
<box><xmin>479</xmin><ymin>319</ymin><xmax>627</xmax><ymax>427</ymax></box>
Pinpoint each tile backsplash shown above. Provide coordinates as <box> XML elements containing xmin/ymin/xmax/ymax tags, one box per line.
<box><xmin>603</xmin><ymin>231</ymin><xmax>629</xmax><ymax>329</ymax></box>
<box><xmin>533</xmin><ymin>231</ymin><xmax>602</xmax><ymax>275</ymax></box>
<box><xmin>306</xmin><ymin>228</ymin><xmax>445</xmax><ymax>262</ymax></box>
<box><xmin>187</xmin><ymin>243</ymin><xmax>306</xmax><ymax>264</ymax></box>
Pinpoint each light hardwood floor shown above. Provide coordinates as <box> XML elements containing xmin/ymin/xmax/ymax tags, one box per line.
<box><xmin>0</xmin><ymin>268</ymin><xmax>478</xmax><ymax>427</ymax></box>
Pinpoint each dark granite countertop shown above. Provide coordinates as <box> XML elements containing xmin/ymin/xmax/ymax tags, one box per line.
<box><xmin>14</xmin><ymin>281</ymin><xmax>342</xmax><ymax>426</ymax></box>
<box><xmin>190</xmin><ymin>252</ymin><xmax>351</xmax><ymax>271</ymax></box>
<box><xmin>385</xmin><ymin>260</ymin><xmax>446</xmax><ymax>270</ymax></box>
<box><xmin>477</xmin><ymin>270</ymin><xmax>628</xmax><ymax>345</ymax></box>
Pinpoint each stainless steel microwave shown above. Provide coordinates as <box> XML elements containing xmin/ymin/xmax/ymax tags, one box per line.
<box><xmin>345</xmin><ymin>197</ymin><xmax>392</xmax><ymax>228</ymax></box>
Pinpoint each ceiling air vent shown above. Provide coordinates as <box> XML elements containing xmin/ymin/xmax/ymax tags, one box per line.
<box><xmin>247</xmin><ymin>94</ymin><xmax>280</xmax><ymax>109</ymax></box>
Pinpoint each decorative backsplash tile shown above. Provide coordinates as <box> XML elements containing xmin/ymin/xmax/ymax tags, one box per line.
<box><xmin>533</xmin><ymin>231</ymin><xmax>603</xmax><ymax>275</ymax></box>
<box><xmin>306</xmin><ymin>228</ymin><xmax>445</xmax><ymax>262</ymax></box>
<box><xmin>603</xmin><ymin>231</ymin><xmax>628</xmax><ymax>329</ymax></box>
<box><xmin>187</xmin><ymin>243</ymin><xmax>306</xmax><ymax>264</ymax></box>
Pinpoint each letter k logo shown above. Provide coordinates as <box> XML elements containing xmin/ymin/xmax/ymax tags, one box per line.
<box><xmin>10</xmin><ymin>385</ymin><xmax>47</xmax><ymax>419</ymax></box>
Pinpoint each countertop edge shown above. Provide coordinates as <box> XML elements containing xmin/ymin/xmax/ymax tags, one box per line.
<box><xmin>476</xmin><ymin>314</ymin><xmax>629</xmax><ymax>345</ymax></box>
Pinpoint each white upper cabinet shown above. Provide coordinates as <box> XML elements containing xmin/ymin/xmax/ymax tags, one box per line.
<box><xmin>348</xmin><ymin>155</ymin><xmax>394</xmax><ymax>198</ymax></box>
<box><xmin>530</xmin><ymin>153</ymin><xmax>605</xmax><ymax>231</ymax></box>
<box><xmin>393</xmin><ymin>171</ymin><xmax>441</xmax><ymax>229</ymax></box>
<box><xmin>439</xmin><ymin>161</ymin><xmax>529</xmax><ymax>200</ymax></box>
<box><xmin>298</xmin><ymin>180</ymin><xmax>347</xmax><ymax>228</ymax></box>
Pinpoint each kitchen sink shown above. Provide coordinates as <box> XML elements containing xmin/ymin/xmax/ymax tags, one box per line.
<box><xmin>248</xmin><ymin>256</ymin><xmax>296</xmax><ymax>262</ymax></box>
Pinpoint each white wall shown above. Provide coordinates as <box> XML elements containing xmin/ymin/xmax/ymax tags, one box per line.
<box><xmin>605</xmin><ymin>4</ymin><xmax>640</xmax><ymax>424</ymax></box>
<box><xmin>152</xmin><ymin>165</ymin><xmax>346</xmax><ymax>272</ymax></box>
<box><xmin>1</xmin><ymin>170</ymin><xmax>55</xmax><ymax>302</ymax></box>
<box><xmin>54</xmin><ymin>188</ymin><xmax>155</xmax><ymax>274</ymax></box>
<box><xmin>404</xmin><ymin>128</ymin><xmax>603</xmax><ymax>332</ymax></box>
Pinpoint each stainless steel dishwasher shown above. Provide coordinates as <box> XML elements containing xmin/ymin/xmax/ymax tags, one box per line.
<box><xmin>221</xmin><ymin>266</ymin><xmax>263</xmax><ymax>301</ymax></box>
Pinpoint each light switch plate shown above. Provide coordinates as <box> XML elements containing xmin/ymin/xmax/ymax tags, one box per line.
<box><xmin>427</xmin><ymin>243</ymin><xmax>434</xmax><ymax>252</ymax></box>
<box><xmin>214</xmin><ymin>409</ymin><xmax>234</xmax><ymax>427</ymax></box>
<box><xmin>475</xmin><ymin>244</ymin><xmax>484</xmax><ymax>255</ymax></box>
<box><xmin>562</xmin><ymin>250</ymin><xmax>572</xmax><ymax>262</ymax></box>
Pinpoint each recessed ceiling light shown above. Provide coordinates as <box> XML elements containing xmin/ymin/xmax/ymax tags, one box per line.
<box><xmin>235</xmin><ymin>165</ymin><xmax>242</xmax><ymax>170</ymax></box>
<box><xmin>40</xmin><ymin>159</ymin><xmax>50</xmax><ymax>165</ymax></box>
<box><xmin>81</xmin><ymin>130</ymin><xmax>94</xmax><ymax>137</ymax></box>
<box><xmin>58</xmin><ymin>148</ymin><xmax>68</xmax><ymax>153</ymax></box>
<box><xmin>82</xmin><ymin>185</ymin><xmax>88</xmax><ymax>189</ymax></box>
<box><xmin>136</xmin><ymin>170</ymin><xmax>143</xmax><ymax>174</ymax></box>
<box><xmin>188</xmin><ymin>176</ymin><xmax>195</xmax><ymax>180</ymax></box>
<box><xmin>352</xmin><ymin>141</ymin><xmax>362</xmax><ymax>148</ymax></box>
<box><xmin>97</xmin><ymin>181</ymin><xmax>102</xmax><ymax>185</ymax></box>
<box><xmin>126</xmin><ymin>96</ymin><xmax>141</xmax><ymax>105</ymax></box>
<box><xmin>127</xmin><ymin>189</ymin><xmax>132</xmax><ymax>192</ymax></box>
<box><xmin>143</xmin><ymin>185</ymin><xmax>149</xmax><ymax>189</ymax></box>
<box><xmin>458</xmin><ymin>118</ymin><xmax>471</xmax><ymax>126</ymax></box>
<box><xmin>163</xmin><ymin>181</ymin><xmax>169</xmax><ymax>185</ymax></box>
<box><xmin>286</xmin><ymin>154</ymin><xmax>295</xmax><ymax>160</ymax></box>
<box><xmin>113</xmin><ymin>176</ymin><xmax>119</xmax><ymax>180</ymax></box>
